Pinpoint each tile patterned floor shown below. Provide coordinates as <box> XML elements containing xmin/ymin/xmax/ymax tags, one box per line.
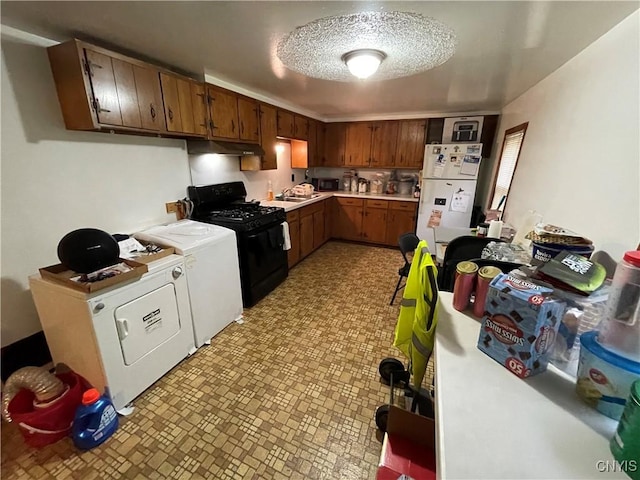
<box><xmin>2</xmin><ymin>241</ymin><xmax>434</xmax><ymax>480</ymax></box>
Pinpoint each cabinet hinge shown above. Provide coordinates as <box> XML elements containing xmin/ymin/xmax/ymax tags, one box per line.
<box><xmin>82</xmin><ymin>58</ymin><xmax>92</xmax><ymax>77</ymax></box>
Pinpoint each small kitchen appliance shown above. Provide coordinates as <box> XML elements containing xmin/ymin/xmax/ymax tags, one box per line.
<box><xmin>311</xmin><ymin>178</ymin><xmax>340</xmax><ymax>192</ymax></box>
<box><xmin>188</xmin><ymin>182</ymin><xmax>288</xmax><ymax>307</ymax></box>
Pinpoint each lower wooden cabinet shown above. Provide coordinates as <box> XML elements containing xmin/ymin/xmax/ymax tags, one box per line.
<box><xmin>287</xmin><ymin>200</ymin><xmax>329</xmax><ymax>269</ymax></box>
<box><xmin>333</xmin><ymin>198</ymin><xmax>417</xmax><ymax>246</ymax></box>
<box><xmin>288</xmin><ymin>197</ymin><xmax>417</xmax><ymax>268</ymax></box>
<box><xmin>299</xmin><ymin>212</ymin><xmax>314</xmax><ymax>259</ymax></box>
<box><xmin>385</xmin><ymin>202</ymin><xmax>418</xmax><ymax>246</ymax></box>
<box><xmin>334</xmin><ymin>198</ymin><xmax>364</xmax><ymax>241</ymax></box>
<box><xmin>362</xmin><ymin>200</ymin><xmax>388</xmax><ymax>244</ymax></box>
<box><xmin>286</xmin><ymin>211</ymin><xmax>300</xmax><ymax>268</ymax></box>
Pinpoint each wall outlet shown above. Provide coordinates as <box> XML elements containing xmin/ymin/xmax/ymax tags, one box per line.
<box><xmin>165</xmin><ymin>201</ymin><xmax>180</xmax><ymax>213</ymax></box>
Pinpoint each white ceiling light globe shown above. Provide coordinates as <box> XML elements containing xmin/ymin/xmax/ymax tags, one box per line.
<box><xmin>343</xmin><ymin>50</ymin><xmax>386</xmax><ymax>79</ymax></box>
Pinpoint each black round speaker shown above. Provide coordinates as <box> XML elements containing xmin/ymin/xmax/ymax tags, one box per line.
<box><xmin>57</xmin><ymin>228</ymin><xmax>119</xmax><ymax>273</ymax></box>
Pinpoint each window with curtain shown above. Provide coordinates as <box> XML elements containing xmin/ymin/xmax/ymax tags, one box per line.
<box><xmin>489</xmin><ymin>122</ymin><xmax>528</xmax><ymax>210</ymax></box>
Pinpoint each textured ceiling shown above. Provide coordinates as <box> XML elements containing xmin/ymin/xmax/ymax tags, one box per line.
<box><xmin>1</xmin><ymin>1</ymin><xmax>638</xmax><ymax>120</ymax></box>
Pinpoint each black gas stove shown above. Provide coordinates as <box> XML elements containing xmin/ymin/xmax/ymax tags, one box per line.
<box><xmin>187</xmin><ymin>182</ymin><xmax>288</xmax><ymax>307</ymax></box>
<box><xmin>193</xmin><ymin>204</ymin><xmax>285</xmax><ymax>232</ymax></box>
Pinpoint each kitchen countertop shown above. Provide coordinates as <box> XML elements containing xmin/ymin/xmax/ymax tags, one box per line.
<box><xmin>435</xmin><ymin>291</ymin><xmax>624</xmax><ymax>480</ymax></box>
<box><xmin>260</xmin><ymin>191</ymin><xmax>419</xmax><ymax>212</ymax></box>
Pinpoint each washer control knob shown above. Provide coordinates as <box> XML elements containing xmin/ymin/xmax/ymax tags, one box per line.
<box><xmin>93</xmin><ymin>302</ymin><xmax>105</xmax><ymax>313</ymax></box>
<box><xmin>172</xmin><ymin>266</ymin><xmax>183</xmax><ymax>279</ymax></box>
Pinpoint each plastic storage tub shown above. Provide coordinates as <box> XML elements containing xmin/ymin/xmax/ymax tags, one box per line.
<box><xmin>531</xmin><ymin>242</ymin><xmax>594</xmax><ymax>264</ymax></box>
<box><xmin>576</xmin><ymin>331</ymin><xmax>640</xmax><ymax>420</ymax></box>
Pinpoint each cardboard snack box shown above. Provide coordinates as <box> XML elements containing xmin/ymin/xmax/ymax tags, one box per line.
<box><xmin>128</xmin><ymin>241</ymin><xmax>175</xmax><ymax>264</ymax></box>
<box><xmin>477</xmin><ymin>273</ymin><xmax>566</xmax><ymax>378</ymax></box>
<box><xmin>39</xmin><ymin>259</ymin><xmax>148</xmax><ymax>293</ymax></box>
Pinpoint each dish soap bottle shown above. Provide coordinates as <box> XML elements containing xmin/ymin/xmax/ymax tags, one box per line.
<box><xmin>72</xmin><ymin>388</ymin><xmax>118</xmax><ymax>450</ymax></box>
<box><xmin>267</xmin><ymin>180</ymin><xmax>274</xmax><ymax>201</ymax></box>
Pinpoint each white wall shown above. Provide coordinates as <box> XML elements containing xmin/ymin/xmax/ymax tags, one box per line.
<box><xmin>1</xmin><ymin>31</ymin><xmax>192</xmax><ymax>346</ymax></box>
<box><xmin>189</xmin><ymin>144</ymin><xmax>307</xmax><ymax>200</ymax></box>
<box><xmin>485</xmin><ymin>11</ymin><xmax>639</xmax><ymax>261</ymax></box>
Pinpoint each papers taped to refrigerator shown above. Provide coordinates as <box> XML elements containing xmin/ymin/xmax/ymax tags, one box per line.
<box><xmin>451</xmin><ymin>191</ymin><xmax>472</xmax><ymax>213</ymax></box>
<box><xmin>460</xmin><ymin>155</ymin><xmax>481</xmax><ymax>176</ymax></box>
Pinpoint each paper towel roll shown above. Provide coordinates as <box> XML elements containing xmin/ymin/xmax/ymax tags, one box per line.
<box><xmin>488</xmin><ymin>220</ymin><xmax>503</xmax><ymax>239</ymax></box>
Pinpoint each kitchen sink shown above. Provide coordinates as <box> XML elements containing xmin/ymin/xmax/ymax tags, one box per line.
<box><xmin>282</xmin><ymin>194</ymin><xmax>321</xmax><ymax>202</ymax></box>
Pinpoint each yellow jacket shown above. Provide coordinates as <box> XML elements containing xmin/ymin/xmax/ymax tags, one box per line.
<box><xmin>393</xmin><ymin>240</ymin><xmax>439</xmax><ymax>388</ymax></box>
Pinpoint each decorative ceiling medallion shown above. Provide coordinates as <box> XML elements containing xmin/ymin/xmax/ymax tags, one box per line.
<box><xmin>277</xmin><ymin>11</ymin><xmax>457</xmax><ymax>82</ymax></box>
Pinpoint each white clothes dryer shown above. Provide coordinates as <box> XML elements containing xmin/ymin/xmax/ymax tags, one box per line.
<box><xmin>29</xmin><ymin>254</ymin><xmax>195</xmax><ymax>412</ymax></box>
<box><xmin>135</xmin><ymin>219</ymin><xmax>243</xmax><ymax>349</ymax></box>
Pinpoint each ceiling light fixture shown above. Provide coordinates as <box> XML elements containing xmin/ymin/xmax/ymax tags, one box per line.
<box><xmin>342</xmin><ymin>49</ymin><xmax>386</xmax><ymax>79</ymax></box>
<box><xmin>276</xmin><ymin>11</ymin><xmax>457</xmax><ymax>83</ymax></box>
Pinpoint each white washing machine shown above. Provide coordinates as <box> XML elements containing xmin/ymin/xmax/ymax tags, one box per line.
<box><xmin>135</xmin><ymin>219</ymin><xmax>243</xmax><ymax>349</ymax></box>
<box><xmin>29</xmin><ymin>254</ymin><xmax>195</xmax><ymax>412</ymax></box>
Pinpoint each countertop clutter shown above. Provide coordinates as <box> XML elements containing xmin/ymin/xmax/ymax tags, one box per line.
<box><xmin>261</xmin><ymin>191</ymin><xmax>418</xmax><ymax>212</ymax></box>
<box><xmin>434</xmin><ymin>292</ymin><xmax>626</xmax><ymax>480</ymax></box>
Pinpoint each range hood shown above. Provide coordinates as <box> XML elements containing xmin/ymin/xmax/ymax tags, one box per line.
<box><xmin>186</xmin><ymin>139</ymin><xmax>265</xmax><ymax>156</ymax></box>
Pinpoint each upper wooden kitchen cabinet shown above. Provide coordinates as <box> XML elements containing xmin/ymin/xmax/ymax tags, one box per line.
<box><xmin>160</xmin><ymin>74</ymin><xmax>210</xmax><ymax>136</ymax></box>
<box><xmin>294</xmin><ymin>115</ymin><xmax>309</xmax><ymax>140</ymax></box>
<box><xmin>370</xmin><ymin>121</ymin><xmax>399</xmax><ymax>168</ymax></box>
<box><xmin>159</xmin><ymin>73</ymin><xmax>185</xmax><ymax>133</ymax></box>
<box><xmin>385</xmin><ymin>201</ymin><xmax>418</xmax><ymax>246</ymax></box>
<box><xmin>258</xmin><ymin>103</ymin><xmax>278</xmax><ymax>170</ymax></box>
<box><xmin>307</xmin><ymin>119</ymin><xmax>319</xmax><ymax>167</ymax></box>
<box><xmin>189</xmin><ymin>82</ymin><xmax>208</xmax><ymax>137</ymax></box>
<box><xmin>345</xmin><ymin>122</ymin><xmax>373</xmax><ymax>167</ymax></box>
<box><xmin>324</xmin><ymin>123</ymin><xmax>347</xmax><ymax>167</ymax></box>
<box><xmin>131</xmin><ymin>64</ymin><xmax>165</xmax><ymax>131</ymax></box>
<box><xmin>276</xmin><ymin>109</ymin><xmax>295</xmax><ymax>138</ymax></box>
<box><xmin>47</xmin><ymin>39</ymin><xmax>215</xmax><ymax>137</ymax></box>
<box><xmin>237</xmin><ymin>96</ymin><xmax>260</xmax><ymax>143</ymax></box>
<box><xmin>206</xmin><ymin>85</ymin><xmax>240</xmax><ymax>140</ymax></box>
<box><xmin>316</xmin><ymin>122</ymin><xmax>326</xmax><ymax>167</ymax></box>
<box><xmin>395</xmin><ymin>120</ymin><xmax>427</xmax><ymax>169</ymax></box>
<box><xmin>362</xmin><ymin>200</ymin><xmax>388</xmax><ymax>244</ymax></box>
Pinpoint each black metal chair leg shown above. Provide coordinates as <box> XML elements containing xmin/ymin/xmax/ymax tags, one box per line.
<box><xmin>390</xmin><ymin>274</ymin><xmax>403</xmax><ymax>305</ymax></box>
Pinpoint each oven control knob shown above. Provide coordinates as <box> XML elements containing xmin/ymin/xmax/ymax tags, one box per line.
<box><xmin>93</xmin><ymin>302</ymin><xmax>105</xmax><ymax>313</ymax></box>
<box><xmin>172</xmin><ymin>266</ymin><xmax>183</xmax><ymax>279</ymax></box>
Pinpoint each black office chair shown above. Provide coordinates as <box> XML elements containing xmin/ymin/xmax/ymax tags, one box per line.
<box><xmin>437</xmin><ymin>236</ymin><xmax>506</xmax><ymax>292</ymax></box>
<box><xmin>390</xmin><ymin>233</ymin><xmax>420</xmax><ymax>305</ymax></box>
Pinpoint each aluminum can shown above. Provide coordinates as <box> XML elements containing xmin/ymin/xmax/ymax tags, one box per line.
<box><xmin>453</xmin><ymin>261</ymin><xmax>478</xmax><ymax>311</ymax></box>
<box><xmin>610</xmin><ymin>379</ymin><xmax>640</xmax><ymax>480</ymax></box>
<box><xmin>473</xmin><ymin>266</ymin><xmax>502</xmax><ymax>318</ymax></box>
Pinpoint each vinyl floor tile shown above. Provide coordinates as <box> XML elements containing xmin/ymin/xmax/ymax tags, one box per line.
<box><xmin>1</xmin><ymin>241</ymin><xmax>434</xmax><ymax>479</ymax></box>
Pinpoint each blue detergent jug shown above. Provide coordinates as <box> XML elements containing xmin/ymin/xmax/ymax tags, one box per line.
<box><xmin>72</xmin><ymin>388</ymin><xmax>118</xmax><ymax>450</ymax></box>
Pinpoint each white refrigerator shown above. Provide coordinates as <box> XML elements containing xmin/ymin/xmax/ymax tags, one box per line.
<box><xmin>416</xmin><ymin>143</ymin><xmax>482</xmax><ymax>239</ymax></box>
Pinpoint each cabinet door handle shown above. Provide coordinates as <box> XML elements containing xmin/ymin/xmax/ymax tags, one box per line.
<box><xmin>209</xmin><ymin>119</ymin><xmax>217</xmax><ymax>130</ymax></box>
<box><xmin>231</xmin><ymin>119</ymin><xmax>235</xmax><ymax>132</ymax></box>
<box><xmin>168</xmin><ymin>107</ymin><xmax>174</xmax><ymax>121</ymax></box>
<box><xmin>150</xmin><ymin>104</ymin><xmax>156</xmax><ymax>119</ymax></box>
<box><xmin>93</xmin><ymin>98</ymin><xmax>110</xmax><ymax>113</ymax></box>
<box><xmin>240</xmin><ymin>120</ymin><xmax>244</xmax><ymax>134</ymax></box>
